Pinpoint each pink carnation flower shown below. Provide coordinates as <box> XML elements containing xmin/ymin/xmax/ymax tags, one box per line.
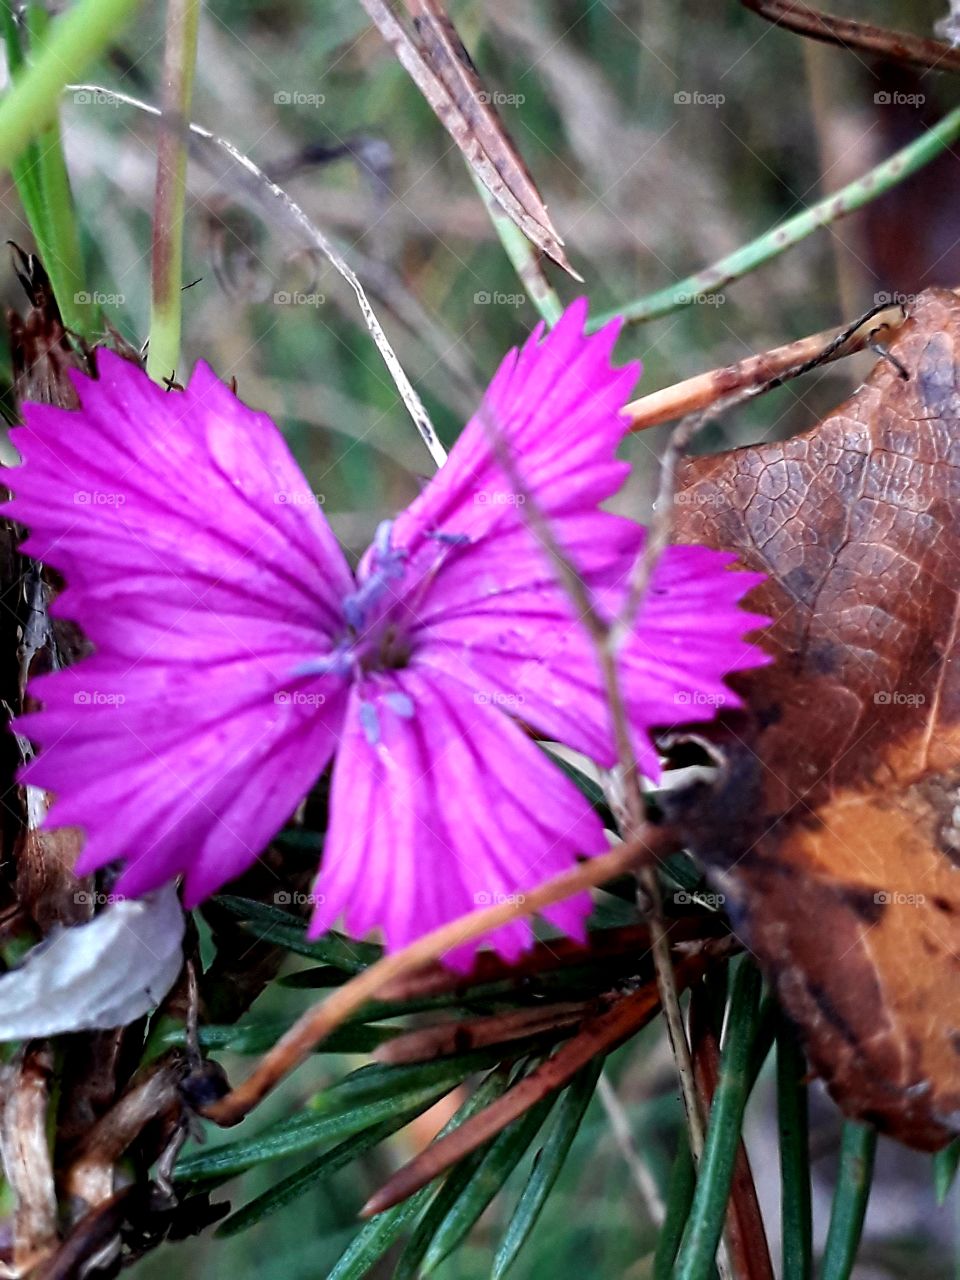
<box><xmin>6</xmin><ymin>301</ymin><xmax>768</xmax><ymax>964</ymax></box>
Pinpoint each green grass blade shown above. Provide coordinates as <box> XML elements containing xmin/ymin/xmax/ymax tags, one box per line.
<box><xmin>491</xmin><ymin>1057</ymin><xmax>603</xmax><ymax>1280</ymax></box>
<box><xmin>215</xmin><ymin>1103</ymin><xmax>429</xmax><ymax>1236</ymax></box>
<box><xmin>211</xmin><ymin>895</ymin><xmax>382</xmax><ymax>970</ymax></box>
<box><xmin>820</xmin><ymin>1121</ymin><xmax>877</xmax><ymax>1280</ymax></box>
<box><xmin>673</xmin><ymin>959</ymin><xmax>764</xmax><ymax>1280</ymax></box>
<box><xmin>393</xmin><ymin>1141</ymin><xmax>493</xmax><ymax>1280</ymax></box>
<box><xmin>161</xmin><ymin>1018</ymin><xmax>398</xmax><ymax>1056</ymax></box>
<box><xmin>24</xmin><ymin>5</ymin><xmax>87</xmax><ymax>334</ymax></box>
<box><xmin>934</xmin><ymin>1139</ymin><xmax>960</xmax><ymax>1206</ymax></box>
<box><xmin>653</xmin><ymin>1133</ymin><xmax>697</xmax><ymax>1280</ymax></box>
<box><xmin>176</xmin><ymin>1080</ymin><xmax>455</xmax><ymax>1182</ymax></box>
<box><xmin>594</xmin><ymin>105</ymin><xmax>960</xmax><ymax>328</ymax></box>
<box><xmin>418</xmin><ymin>1093</ymin><xmax>557</xmax><ymax>1274</ymax></box>
<box><xmin>327</xmin><ymin>1068</ymin><xmax>513</xmax><ymax>1280</ymax></box>
<box><xmin>776</xmin><ymin>1016</ymin><xmax>812</xmax><ymax>1280</ymax></box>
<box><xmin>0</xmin><ymin>0</ymin><xmax>142</xmax><ymax>174</ymax></box>
<box><xmin>176</xmin><ymin>1051</ymin><xmax>516</xmax><ymax>1181</ymax></box>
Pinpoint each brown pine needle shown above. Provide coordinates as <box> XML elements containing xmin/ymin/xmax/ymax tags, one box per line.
<box><xmin>203</xmin><ymin>829</ymin><xmax>676</xmax><ymax>1127</ymax></box>
<box><xmin>361</xmin><ymin>977</ymin><xmax>676</xmax><ymax>1217</ymax></box>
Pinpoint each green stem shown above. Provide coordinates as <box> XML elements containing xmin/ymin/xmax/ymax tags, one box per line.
<box><xmin>595</xmin><ymin>105</ymin><xmax>960</xmax><ymax>328</ymax></box>
<box><xmin>673</xmin><ymin>959</ymin><xmax>764</xmax><ymax>1280</ymax></box>
<box><xmin>0</xmin><ymin>0</ymin><xmax>142</xmax><ymax>174</ymax></box>
<box><xmin>776</xmin><ymin>1015</ymin><xmax>812</xmax><ymax>1280</ymax></box>
<box><xmin>653</xmin><ymin>1135</ymin><xmax>696</xmax><ymax>1280</ymax></box>
<box><xmin>470</xmin><ymin>170</ymin><xmax>564</xmax><ymax>327</ymax></box>
<box><xmin>24</xmin><ymin>6</ymin><xmax>88</xmax><ymax>335</ymax></box>
<box><xmin>820</xmin><ymin>1122</ymin><xmax>877</xmax><ymax>1280</ymax></box>
<box><xmin>146</xmin><ymin>0</ymin><xmax>201</xmax><ymax>384</ymax></box>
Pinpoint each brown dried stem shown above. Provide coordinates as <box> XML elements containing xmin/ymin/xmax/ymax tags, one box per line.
<box><xmin>361</xmin><ymin>974</ymin><xmax>684</xmax><ymax>1216</ymax></box>
<box><xmin>623</xmin><ymin>304</ymin><xmax>907</xmax><ymax>432</ymax></box>
<box><xmin>741</xmin><ymin>0</ymin><xmax>960</xmax><ymax>75</ymax></box>
<box><xmin>202</xmin><ymin>831</ymin><xmax>672</xmax><ymax>1127</ymax></box>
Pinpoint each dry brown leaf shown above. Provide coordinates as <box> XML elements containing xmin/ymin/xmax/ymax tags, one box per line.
<box><xmin>670</xmin><ymin>287</ymin><xmax>960</xmax><ymax>1148</ymax></box>
<box><xmin>360</xmin><ymin>0</ymin><xmax>578</xmax><ymax>277</ymax></box>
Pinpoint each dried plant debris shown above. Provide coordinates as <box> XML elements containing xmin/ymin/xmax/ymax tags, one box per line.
<box><xmin>670</xmin><ymin>287</ymin><xmax>960</xmax><ymax>1149</ymax></box>
<box><xmin>360</xmin><ymin>0</ymin><xmax>578</xmax><ymax>277</ymax></box>
<box><xmin>0</xmin><ymin>885</ymin><xmax>184</xmax><ymax>1040</ymax></box>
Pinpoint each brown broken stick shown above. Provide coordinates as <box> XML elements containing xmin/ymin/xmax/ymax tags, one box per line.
<box><xmin>741</xmin><ymin>0</ymin><xmax>960</xmax><ymax>75</ymax></box>
<box><xmin>624</xmin><ymin>303</ymin><xmax>906</xmax><ymax>432</ymax></box>
<box><xmin>202</xmin><ymin>828</ymin><xmax>678</xmax><ymax>1127</ymax></box>
<box><xmin>362</xmin><ymin>947</ymin><xmax>725</xmax><ymax>1217</ymax></box>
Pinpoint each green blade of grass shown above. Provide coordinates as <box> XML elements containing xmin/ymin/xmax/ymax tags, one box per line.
<box><xmin>776</xmin><ymin>1016</ymin><xmax>812</xmax><ymax>1280</ymax></box>
<box><xmin>146</xmin><ymin>0</ymin><xmax>200</xmax><ymax>381</ymax></box>
<box><xmin>161</xmin><ymin>1018</ymin><xmax>399</xmax><ymax>1056</ymax></box>
<box><xmin>327</xmin><ymin>1067</ymin><xmax>513</xmax><ymax>1280</ymax></box>
<box><xmin>215</xmin><ymin>1102</ymin><xmax>430</xmax><ymax>1236</ymax></box>
<box><xmin>211</xmin><ymin>895</ymin><xmax>382</xmax><ymax>971</ymax></box>
<box><xmin>653</xmin><ymin>1132</ymin><xmax>697</xmax><ymax>1280</ymax></box>
<box><xmin>673</xmin><ymin>958</ymin><xmax>764</xmax><ymax>1280</ymax></box>
<box><xmin>594</xmin><ymin>105</ymin><xmax>960</xmax><ymax>328</ymax></box>
<box><xmin>0</xmin><ymin>0</ymin><xmax>142</xmax><ymax>174</ymax></box>
<box><xmin>934</xmin><ymin>1139</ymin><xmax>960</xmax><ymax>1206</ymax></box>
<box><xmin>176</xmin><ymin>1050</ymin><xmax>517</xmax><ymax>1181</ymax></box>
<box><xmin>491</xmin><ymin>1057</ymin><xmax>603</xmax><ymax>1280</ymax></box>
<box><xmin>820</xmin><ymin>1121</ymin><xmax>877</xmax><ymax>1280</ymax></box>
<box><xmin>419</xmin><ymin>1093</ymin><xmax>557</xmax><ymax>1275</ymax></box>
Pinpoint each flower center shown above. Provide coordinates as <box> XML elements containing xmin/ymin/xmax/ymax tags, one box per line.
<box><xmin>297</xmin><ymin>520</ymin><xmax>471</xmax><ymax>684</ymax></box>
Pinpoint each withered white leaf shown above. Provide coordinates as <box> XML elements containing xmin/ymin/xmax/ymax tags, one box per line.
<box><xmin>0</xmin><ymin>886</ymin><xmax>184</xmax><ymax>1039</ymax></box>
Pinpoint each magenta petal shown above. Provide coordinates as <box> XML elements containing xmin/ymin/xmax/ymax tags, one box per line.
<box><xmin>387</xmin><ymin>299</ymin><xmax>640</xmax><ymax>560</ymax></box>
<box><xmin>6</xmin><ymin>353</ymin><xmax>356</xmax><ymax>896</ymax></box>
<box><xmin>7</xmin><ymin>353</ymin><xmax>354</xmax><ymax>641</ymax></box>
<box><xmin>309</xmin><ymin>667</ymin><xmax>605</xmax><ymax>968</ymax></box>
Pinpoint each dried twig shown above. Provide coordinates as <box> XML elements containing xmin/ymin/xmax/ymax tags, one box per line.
<box><xmin>361</xmin><ymin>0</ymin><xmax>577</xmax><ymax>276</ymax></box>
<box><xmin>597</xmin><ymin>1072</ymin><xmax>666</xmax><ymax>1224</ymax></box>
<box><xmin>622</xmin><ymin>304</ymin><xmax>907</xmax><ymax>432</ymax></box>
<box><xmin>471</xmin><ymin>396</ymin><xmax>711</xmax><ymax>1177</ymax></box>
<box><xmin>202</xmin><ymin>831</ymin><xmax>675</xmax><ymax>1127</ymax></box>
<box><xmin>361</xmin><ymin>977</ymin><xmax>680</xmax><ymax>1215</ymax></box>
<box><xmin>741</xmin><ymin>0</ymin><xmax>960</xmax><ymax>74</ymax></box>
<box><xmin>63</xmin><ymin>1062</ymin><xmax>184</xmax><ymax>1203</ymax></box>
<box><xmin>375</xmin><ymin>1001</ymin><xmax>593</xmax><ymax>1065</ymax></box>
<box><xmin>0</xmin><ymin>1045</ymin><xmax>58</xmax><ymax>1274</ymax></box>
